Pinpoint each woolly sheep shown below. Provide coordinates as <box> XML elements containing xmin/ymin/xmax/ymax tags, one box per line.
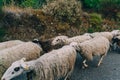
<box><xmin>0</xmin><ymin>42</ymin><xmax>43</xmax><ymax>78</ymax></box>
<box><xmin>111</xmin><ymin>30</ymin><xmax>120</xmax><ymax>37</ymax></box>
<box><xmin>70</xmin><ymin>36</ymin><xmax>110</xmax><ymax>68</ymax></box>
<box><xmin>2</xmin><ymin>45</ymin><xmax>77</xmax><ymax>80</ymax></box>
<box><xmin>51</xmin><ymin>35</ymin><xmax>69</xmax><ymax>45</ymax></box>
<box><xmin>52</xmin><ymin>35</ymin><xmax>92</xmax><ymax>46</ymax></box>
<box><xmin>84</xmin><ymin>32</ymin><xmax>113</xmax><ymax>51</ymax></box>
<box><xmin>88</xmin><ymin>32</ymin><xmax>113</xmax><ymax>42</ymax></box>
<box><xmin>0</xmin><ymin>40</ymin><xmax>24</xmax><ymax>50</ymax></box>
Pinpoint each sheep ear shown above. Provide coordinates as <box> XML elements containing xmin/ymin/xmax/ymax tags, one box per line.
<box><xmin>20</xmin><ymin>58</ymin><xmax>29</xmax><ymax>70</ymax></box>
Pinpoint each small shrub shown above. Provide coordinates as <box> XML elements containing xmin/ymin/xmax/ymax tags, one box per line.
<box><xmin>89</xmin><ymin>13</ymin><xmax>102</xmax><ymax>26</ymax></box>
<box><xmin>42</xmin><ymin>0</ymin><xmax>82</xmax><ymax>24</ymax></box>
<box><xmin>86</xmin><ymin>13</ymin><xmax>103</xmax><ymax>33</ymax></box>
<box><xmin>116</xmin><ymin>12</ymin><xmax>120</xmax><ymax>21</ymax></box>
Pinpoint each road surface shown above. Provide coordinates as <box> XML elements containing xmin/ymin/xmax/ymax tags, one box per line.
<box><xmin>71</xmin><ymin>50</ymin><xmax>120</xmax><ymax>80</ymax></box>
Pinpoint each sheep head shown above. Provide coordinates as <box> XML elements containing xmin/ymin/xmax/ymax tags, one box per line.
<box><xmin>1</xmin><ymin>58</ymin><xmax>30</xmax><ymax>80</ymax></box>
<box><xmin>52</xmin><ymin>36</ymin><xmax>68</xmax><ymax>46</ymax></box>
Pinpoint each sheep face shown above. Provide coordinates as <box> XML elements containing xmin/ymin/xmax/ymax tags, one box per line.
<box><xmin>1</xmin><ymin>58</ymin><xmax>29</xmax><ymax>80</ymax></box>
<box><xmin>52</xmin><ymin>36</ymin><xmax>68</xmax><ymax>45</ymax></box>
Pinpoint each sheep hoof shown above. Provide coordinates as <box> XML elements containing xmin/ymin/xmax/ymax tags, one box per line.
<box><xmin>97</xmin><ymin>62</ymin><xmax>103</xmax><ymax>67</ymax></box>
<box><xmin>82</xmin><ymin>66</ymin><xmax>86</xmax><ymax>69</ymax></box>
<box><xmin>97</xmin><ymin>63</ymin><xmax>101</xmax><ymax>67</ymax></box>
<box><xmin>84</xmin><ymin>64</ymin><xmax>88</xmax><ymax>68</ymax></box>
<box><xmin>82</xmin><ymin>64</ymin><xmax>88</xmax><ymax>69</ymax></box>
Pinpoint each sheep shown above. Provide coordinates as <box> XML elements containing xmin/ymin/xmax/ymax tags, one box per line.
<box><xmin>0</xmin><ymin>40</ymin><xmax>24</xmax><ymax>50</ymax></box>
<box><xmin>1</xmin><ymin>45</ymin><xmax>77</xmax><ymax>80</ymax></box>
<box><xmin>111</xmin><ymin>30</ymin><xmax>120</xmax><ymax>37</ymax></box>
<box><xmin>112</xmin><ymin>35</ymin><xmax>120</xmax><ymax>50</ymax></box>
<box><xmin>0</xmin><ymin>42</ymin><xmax>43</xmax><ymax>78</ymax></box>
<box><xmin>52</xmin><ymin>35</ymin><xmax>92</xmax><ymax>46</ymax></box>
<box><xmin>84</xmin><ymin>32</ymin><xmax>113</xmax><ymax>51</ymax></box>
<box><xmin>87</xmin><ymin>32</ymin><xmax>113</xmax><ymax>42</ymax></box>
<box><xmin>70</xmin><ymin>36</ymin><xmax>110</xmax><ymax>68</ymax></box>
<box><xmin>32</xmin><ymin>38</ymin><xmax>53</xmax><ymax>53</ymax></box>
<box><xmin>51</xmin><ymin>35</ymin><xmax>69</xmax><ymax>46</ymax></box>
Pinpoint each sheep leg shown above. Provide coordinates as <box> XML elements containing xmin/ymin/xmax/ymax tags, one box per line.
<box><xmin>64</xmin><ymin>69</ymin><xmax>73</xmax><ymax>80</ymax></box>
<box><xmin>64</xmin><ymin>75</ymin><xmax>70</xmax><ymax>80</ymax></box>
<box><xmin>113</xmin><ymin>43</ymin><xmax>117</xmax><ymax>50</ymax></box>
<box><xmin>97</xmin><ymin>55</ymin><xmax>105</xmax><ymax>67</ymax></box>
<box><xmin>82</xmin><ymin>59</ymin><xmax>88</xmax><ymax>69</ymax></box>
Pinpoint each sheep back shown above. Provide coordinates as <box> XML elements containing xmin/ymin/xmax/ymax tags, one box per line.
<box><xmin>0</xmin><ymin>40</ymin><xmax>24</xmax><ymax>50</ymax></box>
<box><xmin>91</xmin><ymin>32</ymin><xmax>113</xmax><ymax>42</ymax></box>
<box><xmin>67</xmin><ymin>35</ymin><xmax>92</xmax><ymax>44</ymax></box>
<box><xmin>0</xmin><ymin>42</ymin><xmax>43</xmax><ymax>78</ymax></box>
<box><xmin>33</xmin><ymin>45</ymin><xmax>77</xmax><ymax>80</ymax></box>
<box><xmin>100</xmin><ymin>32</ymin><xmax>113</xmax><ymax>42</ymax></box>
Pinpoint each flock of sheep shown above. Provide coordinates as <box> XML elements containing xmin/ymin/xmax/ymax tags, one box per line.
<box><xmin>0</xmin><ymin>30</ymin><xmax>120</xmax><ymax>80</ymax></box>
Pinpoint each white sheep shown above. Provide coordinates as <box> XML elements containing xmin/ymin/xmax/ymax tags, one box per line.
<box><xmin>88</xmin><ymin>32</ymin><xmax>113</xmax><ymax>42</ymax></box>
<box><xmin>0</xmin><ymin>40</ymin><xmax>24</xmax><ymax>50</ymax></box>
<box><xmin>52</xmin><ymin>35</ymin><xmax>92</xmax><ymax>46</ymax></box>
<box><xmin>0</xmin><ymin>42</ymin><xmax>43</xmax><ymax>78</ymax></box>
<box><xmin>51</xmin><ymin>35</ymin><xmax>69</xmax><ymax>46</ymax></box>
<box><xmin>2</xmin><ymin>45</ymin><xmax>77</xmax><ymax>80</ymax></box>
<box><xmin>70</xmin><ymin>36</ymin><xmax>110</xmax><ymax>68</ymax></box>
<box><xmin>111</xmin><ymin>30</ymin><xmax>120</xmax><ymax>37</ymax></box>
<box><xmin>84</xmin><ymin>32</ymin><xmax>113</xmax><ymax>51</ymax></box>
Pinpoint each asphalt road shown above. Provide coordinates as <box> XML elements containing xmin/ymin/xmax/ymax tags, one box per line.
<box><xmin>71</xmin><ymin>50</ymin><xmax>120</xmax><ymax>80</ymax></box>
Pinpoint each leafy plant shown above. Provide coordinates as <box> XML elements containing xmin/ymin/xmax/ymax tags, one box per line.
<box><xmin>42</xmin><ymin>0</ymin><xmax>82</xmax><ymax>24</ymax></box>
<box><xmin>89</xmin><ymin>13</ymin><xmax>102</xmax><ymax>26</ymax></box>
<box><xmin>86</xmin><ymin>13</ymin><xmax>103</xmax><ymax>33</ymax></box>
